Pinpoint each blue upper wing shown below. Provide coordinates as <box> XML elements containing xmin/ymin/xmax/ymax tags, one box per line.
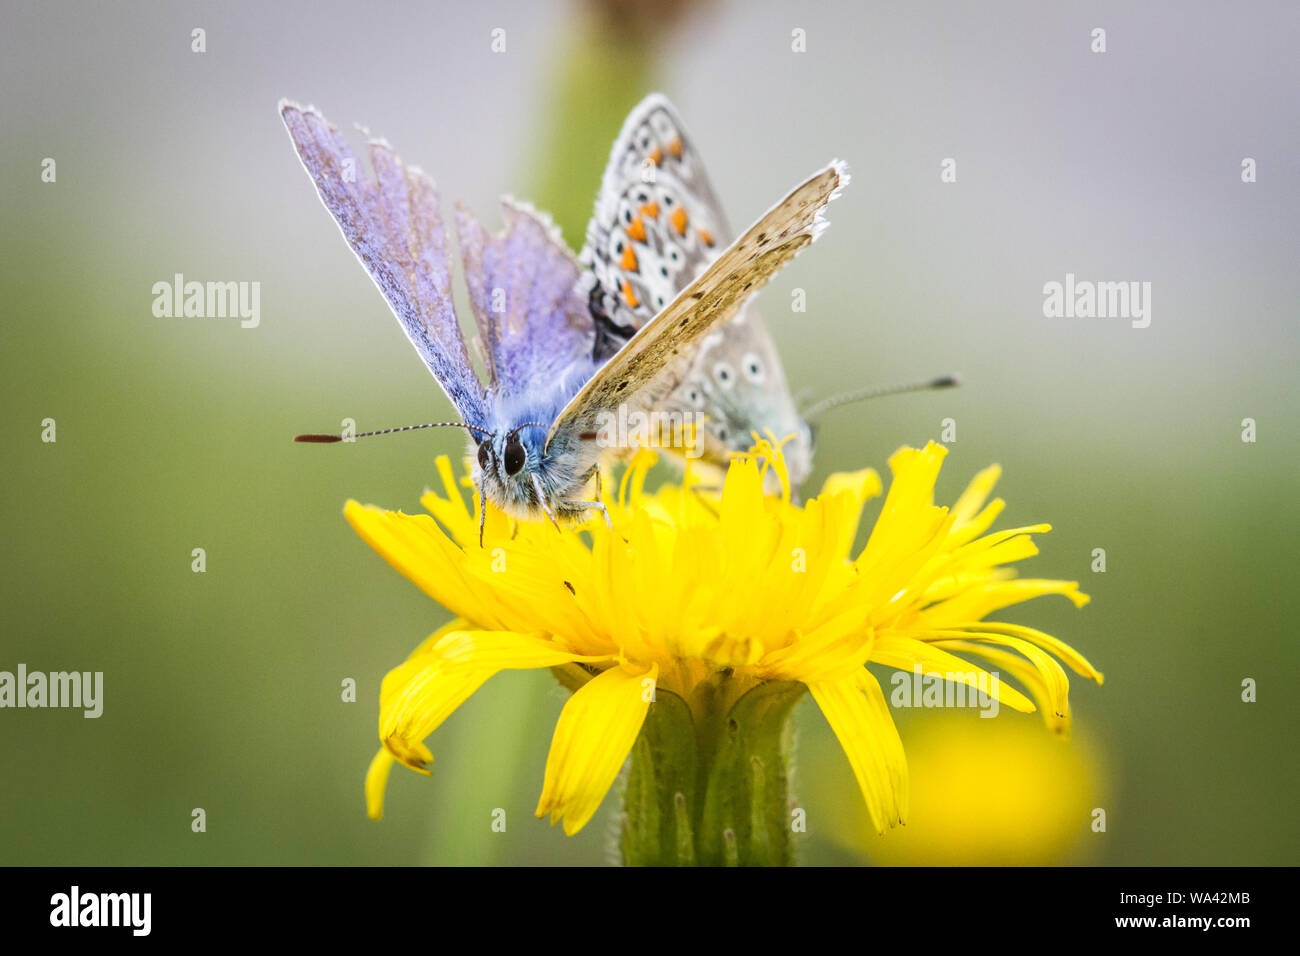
<box><xmin>455</xmin><ymin>198</ymin><xmax>593</xmax><ymax>396</ymax></box>
<box><xmin>280</xmin><ymin>100</ymin><xmax>488</xmax><ymax>427</ymax></box>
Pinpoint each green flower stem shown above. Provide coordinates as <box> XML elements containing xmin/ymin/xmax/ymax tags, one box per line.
<box><xmin>621</xmin><ymin>678</ymin><xmax>806</xmax><ymax>866</ymax></box>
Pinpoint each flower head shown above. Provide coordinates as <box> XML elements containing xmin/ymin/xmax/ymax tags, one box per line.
<box><xmin>349</xmin><ymin>439</ymin><xmax>1101</xmax><ymax>837</ymax></box>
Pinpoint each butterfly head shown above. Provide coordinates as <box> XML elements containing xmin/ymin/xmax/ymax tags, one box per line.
<box><xmin>471</xmin><ymin>420</ymin><xmax>569</xmax><ymax>521</ymax></box>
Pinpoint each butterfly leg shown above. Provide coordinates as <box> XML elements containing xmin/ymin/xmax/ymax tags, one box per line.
<box><xmin>530</xmin><ymin>473</ymin><xmax>563</xmax><ymax>531</ymax></box>
<box><xmin>478</xmin><ymin>487</ymin><xmax>488</xmax><ymax>547</ymax></box>
<box><xmin>574</xmin><ymin>500</ymin><xmax>614</xmax><ymax>530</ymax></box>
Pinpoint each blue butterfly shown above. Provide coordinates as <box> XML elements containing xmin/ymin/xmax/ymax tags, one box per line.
<box><xmin>281</xmin><ymin>99</ymin><xmax>846</xmax><ymax>542</ymax></box>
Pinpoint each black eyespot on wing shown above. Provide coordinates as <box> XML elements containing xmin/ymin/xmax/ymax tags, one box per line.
<box><xmin>504</xmin><ymin>434</ymin><xmax>526</xmax><ymax>475</ymax></box>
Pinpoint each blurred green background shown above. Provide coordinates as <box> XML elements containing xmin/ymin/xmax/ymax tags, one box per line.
<box><xmin>2</xmin><ymin>0</ymin><xmax>1297</xmax><ymax>866</ymax></box>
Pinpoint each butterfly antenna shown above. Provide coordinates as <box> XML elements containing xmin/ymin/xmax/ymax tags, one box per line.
<box><xmin>507</xmin><ymin>422</ymin><xmax>550</xmax><ymax>441</ymax></box>
<box><xmin>801</xmin><ymin>375</ymin><xmax>959</xmax><ymax>421</ymax></box>
<box><xmin>294</xmin><ymin>421</ymin><xmax>494</xmax><ymax>443</ymax></box>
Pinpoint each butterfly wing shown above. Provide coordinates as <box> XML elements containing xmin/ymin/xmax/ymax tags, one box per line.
<box><xmin>578</xmin><ymin>94</ymin><xmax>817</xmax><ymax>485</ymax></box>
<box><xmin>279</xmin><ymin>100</ymin><xmax>488</xmax><ymax>426</ymax></box>
<box><xmin>455</xmin><ymin>198</ymin><xmax>593</xmax><ymax>395</ymax></box>
<box><xmin>548</xmin><ymin>161</ymin><xmax>848</xmax><ymax>453</ymax></box>
<box><xmin>667</xmin><ymin>313</ymin><xmax>811</xmax><ymax>476</ymax></box>
<box><xmin>580</xmin><ymin>93</ymin><xmax>729</xmax><ymax>355</ymax></box>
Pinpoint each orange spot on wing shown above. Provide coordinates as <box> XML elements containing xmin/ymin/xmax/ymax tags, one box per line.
<box><xmin>620</xmin><ymin>245</ymin><xmax>638</xmax><ymax>272</ymax></box>
<box><xmin>670</xmin><ymin>206</ymin><xmax>688</xmax><ymax>236</ymax></box>
<box><xmin>626</xmin><ymin>217</ymin><xmax>646</xmax><ymax>242</ymax></box>
<box><xmin>621</xmin><ymin>279</ymin><xmax>639</xmax><ymax>308</ymax></box>
<box><xmin>639</xmin><ymin>201</ymin><xmax>660</xmax><ymax>220</ymax></box>
<box><xmin>648</xmin><ymin>147</ymin><xmax>662</xmax><ymax>166</ymax></box>
<box><xmin>668</xmin><ymin>137</ymin><xmax>683</xmax><ymax>158</ymax></box>
<box><xmin>698</xmin><ymin>227</ymin><xmax>715</xmax><ymax>247</ymax></box>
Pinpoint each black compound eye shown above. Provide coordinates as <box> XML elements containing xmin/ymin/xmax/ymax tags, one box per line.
<box><xmin>504</xmin><ymin>434</ymin><xmax>526</xmax><ymax>476</ymax></box>
<box><xmin>477</xmin><ymin>441</ymin><xmax>490</xmax><ymax>470</ymax></box>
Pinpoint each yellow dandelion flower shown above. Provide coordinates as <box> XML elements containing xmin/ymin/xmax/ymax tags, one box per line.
<box><xmin>347</xmin><ymin>438</ymin><xmax>1102</xmax><ymax>864</ymax></box>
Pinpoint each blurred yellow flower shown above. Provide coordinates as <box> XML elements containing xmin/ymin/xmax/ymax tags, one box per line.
<box><xmin>348</xmin><ymin>439</ymin><xmax>1101</xmax><ymax>839</ymax></box>
<box><xmin>811</xmin><ymin>710</ymin><xmax>1108</xmax><ymax>865</ymax></box>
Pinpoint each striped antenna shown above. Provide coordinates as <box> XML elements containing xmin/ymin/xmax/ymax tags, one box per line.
<box><xmin>506</xmin><ymin>421</ymin><xmax>550</xmax><ymax>441</ymax></box>
<box><xmin>294</xmin><ymin>421</ymin><xmax>493</xmax><ymax>443</ymax></box>
<box><xmin>801</xmin><ymin>375</ymin><xmax>959</xmax><ymax>421</ymax></box>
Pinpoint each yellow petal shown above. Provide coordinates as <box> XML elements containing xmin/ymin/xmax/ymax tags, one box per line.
<box><xmin>934</xmin><ymin>639</ymin><xmax>1072</xmax><ymax>735</ymax></box>
<box><xmin>947</xmin><ymin>496</ymin><xmax>1006</xmax><ymax>547</ymax></box>
<box><xmin>377</xmin><ymin>644</ymin><xmax>496</xmax><ymax>771</ymax></box>
<box><xmin>344</xmin><ymin>500</ymin><xmax>507</xmax><ymax>628</ymax></box>
<box><xmin>400</xmin><ymin>617</ymin><xmax>471</xmax><ymax>662</ymax></box>
<box><xmin>365</xmin><ymin>747</ymin><xmax>396</xmax><ymax>820</ymax></box>
<box><xmin>815</xmin><ymin>467</ymin><xmax>883</xmax><ymax>557</ymax></box>
<box><xmin>944</xmin><ymin>620</ymin><xmax>1103</xmax><ymax>684</ymax></box>
<box><xmin>871</xmin><ymin>634</ymin><xmax>1037</xmax><ymax>713</ymax></box>
<box><xmin>920</xmin><ymin>578</ymin><xmax>1089</xmax><ymax>627</ymax></box>
<box><xmin>434</xmin><ymin>630</ymin><xmax>611</xmax><ymax>670</ymax></box>
<box><xmin>915</xmin><ymin>631</ymin><xmax>1071</xmax><ymax>720</ymax></box>
<box><xmin>756</xmin><ymin>609</ymin><xmax>874</xmax><ymax>683</ymax></box>
<box><xmin>378</xmin><ymin>629</ymin><xmax>600</xmax><ymax>773</ymax></box>
<box><xmin>949</xmin><ymin>463</ymin><xmax>1002</xmax><ymax>527</ymax></box>
<box><xmin>414</xmin><ymin>455</ymin><xmax>474</xmax><ymax>543</ymax></box>
<box><xmin>536</xmin><ymin>663</ymin><xmax>657</xmax><ymax>835</ymax></box>
<box><xmin>818</xmin><ymin>466</ymin><xmax>883</xmax><ymax>503</ymax></box>
<box><xmin>809</xmin><ymin>669</ymin><xmax>907</xmax><ymax>832</ymax></box>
